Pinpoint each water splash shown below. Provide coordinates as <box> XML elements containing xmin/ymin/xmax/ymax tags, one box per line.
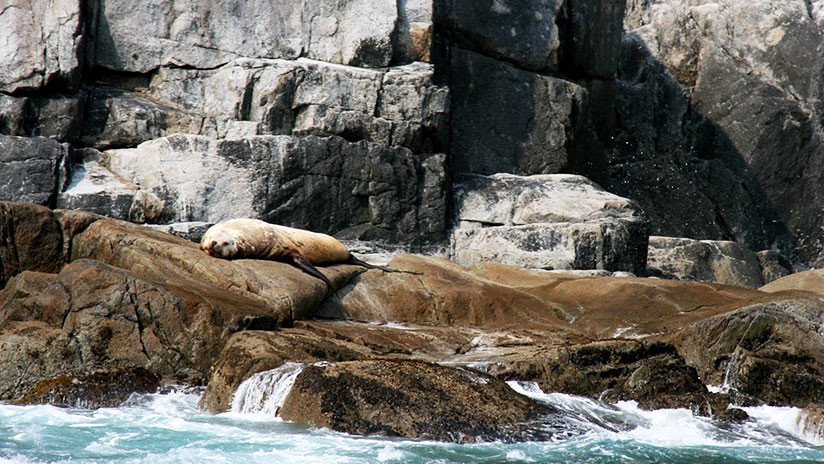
<box><xmin>230</xmin><ymin>363</ymin><xmax>305</xmax><ymax>416</ymax></box>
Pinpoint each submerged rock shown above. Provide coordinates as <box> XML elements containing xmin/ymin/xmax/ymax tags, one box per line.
<box><xmin>15</xmin><ymin>367</ymin><xmax>160</xmax><ymax>409</ymax></box>
<box><xmin>279</xmin><ymin>359</ymin><xmax>569</xmax><ymax>443</ymax></box>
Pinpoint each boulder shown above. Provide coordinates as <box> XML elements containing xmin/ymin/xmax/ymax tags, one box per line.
<box><xmin>102</xmin><ymin>134</ymin><xmax>447</xmax><ymax>245</ymax></box>
<box><xmin>490</xmin><ymin>339</ymin><xmax>718</xmax><ymax>414</ymax></box>
<box><xmin>0</xmin><ymin>135</ymin><xmax>70</xmax><ymax>206</ymax></box>
<box><xmin>278</xmin><ymin>359</ymin><xmax>568</xmax><ymax>443</ymax></box>
<box><xmin>320</xmin><ymin>254</ymin><xmax>767</xmax><ymax>340</ymax></box>
<box><xmin>451</xmin><ymin>174</ymin><xmax>648</xmax><ymax>273</ymax></box>
<box><xmin>88</xmin><ymin>0</ymin><xmax>398</xmax><ymax>72</ymax></box>
<box><xmin>647</xmin><ymin>236</ymin><xmax>765</xmax><ymax>288</ymax></box>
<box><xmin>0</xmin><ymin>202</ymin><xmax>368</xmax><ymax>402</ymax></box>
<box><xmin>448</xmin><ymin>47</ymin><xmax>587</xmax><ymax>176</ymax></box>
<box><xmin>0</xmin><ymin>202</ymin><xmax>98</xmax><ymax>287</ymax></box>
<box><xmin>670</xmin><ymin>298</ymin><xmax>824</xmax><ymax>407</ymax></box>
<box><xmin>0</xmin><ymin>0</ymin><xmax>83</xmax><ymax>93</ymax></box>
<box><xmin>0</xmin><ymin>258</ymin><xmax>279</xmax><ymax>399</ymax></box>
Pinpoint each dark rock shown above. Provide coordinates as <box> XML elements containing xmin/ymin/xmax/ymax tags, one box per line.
<box><xmin>26</xmin><ymin>96</ymin><xmax>85</xmax><ymax>142</ymax></box>
<box><xmin>81</xmin><ymin>88</ymin><xmax>167</xmax><ymax>149</ymax></box>
<box><xmin>0</xmin><ymin>136</ymin><xmax>70</xmax><ymax>206</ymax></box>
<box><xmin>448</xmin><ymin>47</ymin><xmax>586</xmax><ymax>176</ymax></box>
<box><xmin>557</xmin><ymin>0</ymin><xmax>627</xmax><ymax>79</ymax></box>
<box><xmin>435</xmin><ymin>0</ymin><xmax>560</xmax><ymax>73</ymax></box>
<box><xmin>612</xmin><ymin>1</ymin><xmax>824</xmax><ymax>261</ymax></box>
<box><xmin>279</xmin><ymin>359</ymin><xmax>567</xmax><ymax>443</ymax></box>
<box><xmin>757</xmin><ymin>250</ymin><xmax>794</xmax><ymax>285</ymax></box>
<box><xmin>15</xmin><ymin>367</ymin><xmax>160</xmax><ymax>409</ymax></box>
<box><xmin>491</xmin><ymin>339</ymin><xmax>718</xmax><ymax>414</ymax></box>
<box><xmin>199</xmin><ymin>329</ymin><xmax>373</xmax><ymax>413</ymax></box>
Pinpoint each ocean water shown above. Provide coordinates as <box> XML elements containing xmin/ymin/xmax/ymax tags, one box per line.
<box><xmin>2</xmin><ymin>373</ymin><xmax>824</xmax><ymax>464</ymax></box>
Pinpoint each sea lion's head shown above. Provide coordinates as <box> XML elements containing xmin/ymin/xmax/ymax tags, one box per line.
<box><xmin>200</xmin><ymin>224</ymin><xmax>240</xmax><ymax>258</ymax></box>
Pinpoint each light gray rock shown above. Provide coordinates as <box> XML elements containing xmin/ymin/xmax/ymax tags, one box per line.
<box><xmin>102</xmin><ymin>134</ymin><xmax>447</xmax><ymax>245</ymax></box>
<box><xmin>145</xmin><ymin>59</ymin><xmax>448</xmax><ymax>153</ymax></box>
<box><xmin>0</xmin><ymin>0</ymin><xmax>83</xmax><ymax>93</ymax></box>
<box><xmin>88</xmin><ymin>0</ymin><xmax>398</xmax><ymax>73</ymax></box>
<box><xmin>449</xmin><ymin>47</ymin><xmax>586</xmax><ymax>176</ymax></box>
<box><xmin>0</xmin><ymin>135</ymin><xmax>69</xmax><ymax>205</ymax></box>
<box><xmin>647</xmin><ymin>236</ymin><xmax>766</xmax><ymax>288</ymax></box>
<box><xmin>452</xmin><ymin>174</ymin><xmax>648</xmax><ymax>273</ymax></box>
<box><xmin>56</xmin><ymin>149</ymin><xmax>163</xmax><ymax>223</ymax></box>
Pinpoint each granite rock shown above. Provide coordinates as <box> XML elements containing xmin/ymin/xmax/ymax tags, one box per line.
<box><xmin>451</xmin><ymin>174</ymin><xmax>648</xmax><ymax>273</ymax></box>
<box><xmin>647</xmin><ymin>236</ymin><xmax>766</xmax><ymax>288</ymax></box>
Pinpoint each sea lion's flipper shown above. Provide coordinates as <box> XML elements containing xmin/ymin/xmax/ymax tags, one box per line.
<box><xmin>346</xmin><ymin>255</ymin><xmax>422</xmax><ymax>275</ymax></box>
<box><xmin>291</xmin><ymin>253</ymin><xmax>337</xmax><ymax>296</ymax></box>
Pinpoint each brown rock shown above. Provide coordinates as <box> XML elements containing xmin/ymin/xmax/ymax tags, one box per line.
<box><xmin>323</xmin><ymin>255</ymin><xmax>766</xmax><ymax>339</ymax></box>
<box><xmin>279</xmin><ymin>359</ymin><xmax>567</xmax><ymax>443</ymax></box>
<box><xmin>0</xmin><ymin>202</ymin><xmax>99</xmax><ymax>287</ymax></box>
<box><xmin>761</xmin><ymin>269</ymin><xmax>824</xmax><ymax>295</ymax></box>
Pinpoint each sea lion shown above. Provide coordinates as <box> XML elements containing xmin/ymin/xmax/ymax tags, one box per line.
<box><xmin>199</xmin><ymin>218</ymin><xmax>401</xmax><ymax>291</ymax></box>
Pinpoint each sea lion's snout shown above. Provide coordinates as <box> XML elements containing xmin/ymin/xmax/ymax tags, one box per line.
<box><xmin>200</xmin><ymin>240</ymin><xmax>217</xmax><ymax>257</ymax></box>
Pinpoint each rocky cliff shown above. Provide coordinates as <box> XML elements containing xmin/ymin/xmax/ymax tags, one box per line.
<box><xmin>2</xmin><ymin>0</ymin><xmax>824</xmax><ymax>443</ymax></box>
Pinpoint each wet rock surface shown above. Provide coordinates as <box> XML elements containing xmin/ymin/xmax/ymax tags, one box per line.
<box><xmin>279</xmin><ymin>359</ymin><xmax>567</xmax><ymax>443</ymax></box>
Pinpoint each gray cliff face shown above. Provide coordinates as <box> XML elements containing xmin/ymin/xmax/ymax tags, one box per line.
<box><xmin>613</xmin><ymin>0</ymin><xmax>824</xmax><ymax>262</ymax></box>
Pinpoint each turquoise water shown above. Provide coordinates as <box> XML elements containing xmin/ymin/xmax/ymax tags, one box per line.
<box><xmin>2</xmin><ymin>384</ymin><xmax>824</xmax><ymax>463</ymax></box>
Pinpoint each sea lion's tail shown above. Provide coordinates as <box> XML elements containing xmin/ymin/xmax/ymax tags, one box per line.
<box><xmin>346</xmin><ymin>255</ymin><xmax>422</xmax><ymax>275</ymax></box>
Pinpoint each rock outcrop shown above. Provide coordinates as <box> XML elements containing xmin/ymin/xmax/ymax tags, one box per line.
<box><xmin>613</xmin><ymin>0</ymin><xmax>824</xmax><ymax>261</ymax></box>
